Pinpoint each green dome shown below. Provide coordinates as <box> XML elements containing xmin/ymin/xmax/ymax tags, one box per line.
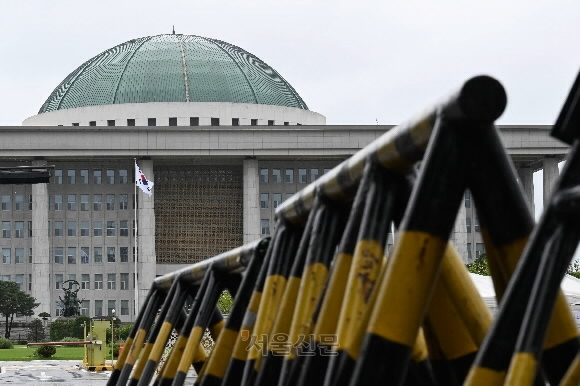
<box><xmin>39</xmin><ymin>34</ymin><xmax>309</xmax><ymax>113</ymax></box>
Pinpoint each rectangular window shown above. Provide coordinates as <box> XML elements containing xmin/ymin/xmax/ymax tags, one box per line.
<box><xmin>106</xmin><ymin>169</ymin><xmax>115</xmax><ymax>184</ymax></box>
<box><xmin>127</xmin><ymin>119</ymin><xmax>135</xmax><ymax>126</ymax></box>
<box><xmin>28</xmin><ymin>221</ymin><xmax>32</xmax><ymax>237</ymax></box>
<box><xmin>54</xmin><ymin>194</ymin><xmax>63</xmax><ymax>210</ymax></box>
<box><xmin>284</xmin><ymin>122</ymin><xmax>289</xmax><ymax>126</ymax></box>
<box><xmin>285</xmin><ymin>169</ymin><xmax>294</xmax><ymax>184</ymax></box>
<box><xmin>67</xmin><ymin>169</ymin><xmax>76</xmax><ymax>184</ymax></box>
<box><xmin>1</xmin><ymin>275</ymin><xmax>10</xmax><ymax>281</ymax></box>
<box><xmin>54</xmin><ymin>221</ymin><xmax>63</xmax><ymax>236</ymax></box>
<box><xmin>15</xmin><ymin>274</ymin><xmax>24</xmax><ymax>290</ymax></box>
<box><xmin>465</xmin><ymin>217</ymin><xmax>471</xmax><ymax>233</ymax></box>
<box><xmin>260</xmin><ymin>219</ymin><xmax>270</xmax><ymax>235</ymax></box>
<box><xmin>107</xmin><ymin>247</ymin><xmax>116</xmax><ymax>262</ymax></box>
<box><xmin>106</xmin><ymin>194</ymin><xmax>115</xmax><ymax>210</ymax></box>
<box><xmin>55</xmin><ymin>274</ymin><xmax>63</xmax><ymax>289</ymax></box>
<box><xmin>190</xmin><ymin>117</ymin><xmax>199</xmax><ymax>126</ymax></box>
<box><xmin>68</xmin><ymin>274</ymin><xmax>76</xmax><ymax>282</ymax></box>
<box><xmin>298</xmin><ymin>168</ymin><xmax>307</xmax><ymax>184</ymax></box>
<box><xmin>272</xmin><ymin>193</ymin><xmax>282</xmax><ymax>209</ymax></box>
<box><xmin>464</xmin><ymin>190</ymin><xmax>471</xmax><ymax>208</ymax></box>
<box><xmin>94</xmin><ymin>247</ymin><xmax>103</xmax><ymax>263</ymax></box>
<box><xmin>54</xmin><ymin>247</ymin><xmax>63</xmax><ymax>264</ymax></box>
<box><xmin>106</xmin><ymin>221</ymin><xmax>116</xmax><ymax>236</ymax></box>
<box><xmin>169</xmin><ymin>117</ymin><xmax>177</xmax><ymax>126</ymax></box>
<box><xmin>55</xmin><ymin>302</ymin><xmax>64</xmax><ymax>317</ymax></box>
<box><xmin>107</xmin><ymin>119</ymin><xmax>115</xmax><ymax>126</ymax></box>
<box><xmin>119</xmin><ymin>194</ymin><xmax>128</xmax><ymax>210</ymax></box>
<box><xmin>93</xmin><ymin>194</ymin><xmax>102</xmax><ymax>210</ymax></box>
<box><xmin>93</xmin><ymin>169</ymin><xmax>102</xmax><ymax>184</ymax></box>
<box><xmin>67</xmin><ymin>221</ymin><xmax>76</xmax><ymax>236</ymax></box>
<box><xmin>93</xmin><ymin>221</ymin><xmax>103</xmax><ymax>236</ymax></box>
<box><xmin>28</xmin><ymin>248</ymin><xmax>32</xmax><ymax>264</ymax></box>
<box><xmin>108</xmin><ymin>300</ymin><xmax>116</xmax><ymax>316</ymax></box>
<box><xmin>1</xmin><ymin>195</ymin><xmax>10</xmax><ymax>210</ymax></box>
<box><xmin>67</xmin><ymin>247</ymin><xmax>76</xmax><ymax>264</ymax></box>
<box><xmin>211</xmin><ymin>117</ymin><xmax>220</xmax><ymax>126</ymax></box>
<box><xmin>467</xmin><ymin>243</ymin><xmax>472</xmax><ymax>261</ymax></box>
<box><xmin>120</xmin><ymin>247</ymin><xmax>129</xmax><ymax>263</ymax></box>
<box><xmin>15</xmin><ymin>195</ymin><xmax>24</xmax><ymax>210</ymax></box>
<box><xmin>148</xmin><ymin>118</ymin><xmax>156</xmax><ymax>126</ymax></box>
<box><xmin>120</xmin><ymin>220</ymin><xmax>129</xmax><ymax>237</ymax></box>
<box><xmin>28</xmin><ymin>195</ymin><xmax>33</xmax><ymax>210</ymax></box>
<box><xmin>259</xmin><ymin>168</ymin><xmax>269</xmax><ymax>183</ymax></box>
<box><xmin>95</xmin><ymin>300</ymin><xmax>103</xmax><ymax>316</ymax></box>
<box><xmin>2</xmin><ymin>221</ymin><xmax>11</xmax><ymax>238</ymax></box>
<box><xmin>28</xmin><ymin>273</ymin><xmax>31</xmax><ymax>290</ymax></box>
<box><xmin>272</xmin><ymin>168</ymin><xmax>281</xmax><ymax>183</ymax></box>
<box><xmin>107</xmin><ymin>273</ymin><xmax>116</xmax><ymax>290</ymax></box>
<box><xmin>260</xmin><ymin>193</ymin><xmax>269</xmax><ymax>209</ymax></box>
<box><xmin>120</xmin><ymin>273</ymin><xmax>129</xmax><ymax>290</ymax></box>
<box><xmin>54</xmin><ymin>169</ymin><xmax>63</xmax><ymax>184</ymax></box>
<box><xmin>2</xmin><ymin>248</ymin><xmax>10</xmax><ymax>264</ymax></box>
<box><xmin>67</xmin><ymin>194</ymin><xmax>76</xmax><ymax>211</ymax></box>
<box><xmin>251</xmin><ymin>119</ymin><xmax>258</xmax><ymax>126</ymax></box>
<box><xmin>80</xmin><ymin>300</ymin><xmax>89</xmax><ymax>316</ymax></box>
<box><xmin>119</xmin><ymin>169</ymin><xmax>128</xmax><ymax>184</ymax></box>
<box><xmin>476</xmin><ymin>243</ymin><xmax>485</xmax><ymax>258</ymax></box>
<box><xmin>121</xmin><ymin>300</ymin><xmax>129</xmax><ymax>316</ymax></box>
<box><xmin>232</xmin><ymin>118</ymin><xmax>239</xmax><ymax>126</ymax></box>
<box><xmin>81</xmin><ymin>274</ymin><xmax>90</xmax><ymax>290</ymax></box>
<box><xmin>474</xmin><ymin>217</ymin><xmax>480</xmax><ymax>232</ymax></box>
<box><xmin>80</xmin><ymin>169</ymin><xmax>89</xmax><ymax>184</ymax></box>
<box><xmin>268</xmin><ymin>120</ymin><xmax>274</xmax><ymax>126</ymax></box>
<box><xmin>15</xmin><ymin>248</ymin><xmax>24</xmax><ymax>264</ymax></box>
<box><xmin>94</xmin><ymin>275</ymin><xmax>103</xmax><ymax>290</ymax></box>
<box><xmin>310</xmin><ymin>168</ymin><xmax>319</xmax><ymax>182</ymax></box>
<box><xmin>89</xmin><ymin>121</ymin><xmax>96</xmax><ymax>126</ymax></box>
<box><xmin>72</xmin><ymin>122</ymin><xmax>79</xmax><ymax>126</ymax></box>
<box><xmin>80</xmin><ymin>194</ymin><xmax>89</xmax><ymax>211</ymax></box>
<box><xmin>15</xmin><ymin>221</ymin><xmax>24</xmax><ymax>238</ymax></box>
<box><xmin>81</xmin><ymin>247</ymin><xmax>90</xmax><ymax>264</ymax></box>
<box><xmin>80</xmin><ymin>221</ymin><xmax>89</xmax><ymax>236</ymax></box>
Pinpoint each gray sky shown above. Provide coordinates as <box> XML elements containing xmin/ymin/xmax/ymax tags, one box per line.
<box><xmin>1</xmin><ymin>0</ymin><xmax>579</xmax><ymax>126</ymax></box>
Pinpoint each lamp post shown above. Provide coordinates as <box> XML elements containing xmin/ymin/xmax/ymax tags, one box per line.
<box><xmin>111</xmin><ymin>309</ymin><xmax>116</xmax><ymax>365</ymax></box>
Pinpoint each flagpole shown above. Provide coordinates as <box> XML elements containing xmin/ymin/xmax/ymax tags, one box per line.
<box><xmin>134</xmin><ymin>159</ymin><xmax>139</xmax><ymax>318</ymax></box>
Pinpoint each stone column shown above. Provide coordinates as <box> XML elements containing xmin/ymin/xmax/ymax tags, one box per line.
<box><xmin>543</xmin><ymin>157</ymin><xmax>560</xmax><ymax>207</ymax></box>
<box><xmin>516</xmin><ymin>166</ymin><xmax>535</xmax><ymax>218</ymax></box>
<box><xmin>31</xmin><ymin>160</ymin><xmax>51</xmax><ymax>315</ymax></box>
<box><xmin>243</xmin><ymin>158</ymin><xmax>260</xmax><ymax>244</ymax></box>
<box><xmin>137</xmin><ymin>160</ymin><xmax>156</xmax><ymax>315</ymax></box>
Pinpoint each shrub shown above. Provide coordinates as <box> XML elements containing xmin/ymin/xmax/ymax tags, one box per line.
<box><xmin>0</xmin><ymin>337</ymin><xmax>14</xmax><ymax>349</ymax></box>
<box><xmin>49</xmin><ymin>316</ymin><xmax>91</xmax><ymax>341</ymax></box>
<box><xmin>60</xmin><ymin>337</ymin><xmax>82</xmax><ymax>342</ymax></box>
<box><xmin>27</xmin><ymin>318</ymin><xmax>46</xmax><ymax>342</ymax></box>
<box><xmin>35</xmin><ymin>345</ymin><xmax>56</xmax><ymax>358</ymax></box>
<box><xmin>217</xmin><ymin>290</ymin><xmax>233</xmax><ymax>314</ymax></box>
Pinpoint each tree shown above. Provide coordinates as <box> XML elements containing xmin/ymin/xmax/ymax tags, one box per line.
<box><xmin>0</xmin><ymin>281</ymin><xmax>40</xmax><ymax>338</ymax></box>
<box><xmin>27</xmin><ymin>319</ymin><xmax>46</xmax><ymax>342</ymax></box>
<box><xmin>466</xmin><ymin>255</ymin><xmax>491</xmax><ymax>276</ymax></box>
<box><xmin>568</xmin><ymin>260</ymin><xmax>580</xmax><ymax>279</ymax></box>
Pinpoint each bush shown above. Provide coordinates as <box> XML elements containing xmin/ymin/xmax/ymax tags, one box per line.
<box><xmin>35</xmin><ymin>345</ymin><xmax>56</xmax><ymax>358</ymax></box>
<box><xmin>27</xmin><ymin>319</ymin><xmax>46</xmax><ymax>342</ymax></box>
<box><xmin>60</xmin><ymin>337</ymin><xmax>82</xmax><ymax>342</ymax></box>
<box><xmin>0</xmin><ymin>337</ymin><xmax>14</xmax><ymax>349</ymax></box>
<box><xmin>217</xmin><ymin>290</ymin><xmax>233</xmax><ymax>314</ymax></box>
<box><xmin>116</xmin><ymin>324</ymin><xmax>134</xmax><ymax>342</ymax></box>
<box><xmin>49</xmin><ymin>316</ymin><xmax>91</xmax><ymax>341</ymax></box>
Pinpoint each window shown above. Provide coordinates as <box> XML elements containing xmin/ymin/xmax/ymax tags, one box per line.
<box><xmin>232</xmin><ymin>118</ymin><xmax>239</xmax><ymax>126</ymax></box>
<box><xmin>259</xmin><ymin>168</ymin><xmax>269</xmax><ymax>183</ymax></box>
<box><xmin>260</xmin><ymin>219</ymin><xmax>270</xmax><ymax>235</ymax></box>
<box><xmin>119</xmin><ymin>170</ymin><xmax>128</xmax><ymax>184</ymax></box>
<box><xmin>127</xmin><ymin>119</ymin><xmax>135</xmax><ymax>126</ymax></box>
<box><xmin>120</xmin><ymin>247</ymin><xmax>129</xmax><ymax>263</ymax></box>
<box><xmin>28</xmin><ymin>195</ymin><xmax>33</xmax><ymax>209</ymax></box>
<box><xmin>120</xmin><ymin>220</ymin><xmax>129</xmax><ymax>237</ymax></box>
<box><xmin>273</xmin><ymin>193</ymin><xmax>282</xmax><ymax>209</ymax></box>
<box><xmin>1</xmin><ymin>195</ymin><xmax>10</xmax><ymax>210</ymax></box>
<box><xmin>169</xmin><ymin>117</ymin><xmax>177</xmax><ymax>126</ymax></box>
<box><xmin>120</xmin><ymin>273</ymin><xmax>129</xmax><ymax>290</ymax></box>
<box><xmin>2</xmin><ymin>221</ymin><xmax>10</xmax><ymax>238</ymax></box>
<box><xmin>15</xmin><ymin>195</ymin><xmax>24</xmax><ymax>210</ymax></box>
<box><xmin>15</xmin><ymin>274</ymin><xmax>24</xmax><ymax>290</ymax></box>
<box><xmin>28</xmin><ymin>248</ymin><xmax>32</xmax><ymax>264</ymax></box>
<box><xmin>211</xmin><ymin>117</ymin><xmax>220</xmax><ymax>126</ymax></box>
<box><xmin>268</xmin><ymin>120</ymin><xmax>274</xmax><ymax>126</ymax></box>
<box><xmin>467</xmin><ymin>243</ymin><xmax>472</xmax><ymax>261</ymax></box>
<box><xmin>67</xmin><ymin>247</ymin><xmax>76</xmax><ymax>264</ymax></box>
<box><xmin>108</xmin><ymin>300</ymin><xmax>116</xmax><ymax>315</ymax></box>
<box><xmin>272</xmin><ymin>169</ymin><xmax>281</xmax><ymax>183</ymax></box>
<box><xmin>15</xmin><ymin>248</ymin><xmax>24</xmax><ymax>264</ymax></box>
<box><xmin>28</xmin><ymin>273</ymin><xmax>31</xmax><ymax>290</ymax></box>
<box><xmin>72</xmin><ymin>122</ymin><xmax>79</xmax><ymax>126</ymax></box>
<box><xmin>106</xmin><ymin>221</ymin><xmax>116</xmax><ymax>236</ymax></box>
<box><xmin>310</xmin><ymin>168</ymin><xmax>319</xmax><ymax>182</ymax></box>
<box><xmin>15</xmin><ymin>221</ymin><xmax>24</xmax><ymax>238</ymax></box>
<box><xmin>94</xmin><ymin>275</ymin><xmax>103</xmax><ymax>290</ymax></box>
<box><xmin>260</xmin><ymin>193</ymin><xmax>269</xmax><ymax>209</ymax></box>
<box><xmin>464</xmin><ymin>190</ymin><xmax>471</xmax><ymax>208</ymax></box>
<box><xmin>107</xmin><ymin>120</ymin><xmax>115</xmax><ymax>126</ymax></box>
<box><xmin>81</xmin><ymin>247</ymin><xmax>90</xmax><ymax>263</ymax></box>
<box><xmin>95</xmin><ymin>300</ymin><xmax>103</xmax><ymax>316</ymax></box>
<box><xmin>2</xmin><ymin>248</ymin><xmax>10</xmax><ymax>264</ymax></box>
<box><xmin>148</xmin><ymin>118</ymin><xmax>156</xmax><ymax>126</ymax></box>
<box><xmin>1</xmin><ymin>275</ymin><xmax>10</xmax><ymax>281</ymax></box>
<box><xmin>81</xmin><ymin>274</ymin><xmax>90</xmax><ymax>289</ymax></box>
<box><xmin>28</xmin><ymin>221</ymin><xmax>32</xmax><ymax>237</ymax></box>
<box><xmin>81</xmin><ymin>300</ymin><xmax>89</xmax><ymax>316</ymax></box>
<box><xmin>121</xmin><ymin>300</ymin><xmax>129</xmax><ymax>316</ymax></box>
<box><xmin>93</xmin><ymin>169</ymin><xmax>102</xmax><ymax>184</ymax></box>
<box><xmin>474</xmin><ymin>217</ymin><xmax>480</xmax><ymax>232</ymax></box>
<box><xmin>55</xmin><ymin>274</ymin><xmax>63</xmax><ymax>289</ymax></box>
<box><xmin>93</xmin><ymin>194</ymin><xmax>102</xmax><ymax>210</ymax></box>
<box><xmin>68</xmin><ymin>274</ymin><xmax>76</xmax><ymax>283</ymax></box>
<box><xmin>80</xmin><ymin>194</ymin><xmax>89</xmax><ymax>211</ymax></box>
<box><xmin>89</xmin><ymin>121</ymin><xmax>96</xmax><ymax>126</ymax></box>
<box><xmin>94</xmin><ymin>247</ymin><xmax>103</xmax><ymax>263</ymax></box>
<box><xmin>476</xmin><ymin>243</ymin><xmax>485</xmax><ymax>258</ymax></box>
<box><xmin>54</xmin><ymin>169</ymin><xmax>62</xmax><ymax>184</ymax></box>
<box><xmin>54</xmin><ymin>194</ymin><xmax>63</xmax><ymax>210</ymax></box>
<box><xmin>55</xmin><ymin>302</ymin><xmax>64</xmax><ymax>317</ymax></box>
<box><xmin>106</xmin><ymin>169</ymin><xmax>115</xmax><ymax>184</ymax></box>
<box><xmin>80</xmin><ymin>169</ymin><xmax>88</xmax><ymax>184</ymax></box>
<box><xmin>190</xmin><ymin>117</ymin><xmax>199</xmax><ymax>126</ymax></box>
<box><xmin>78</xmin><ymin>221</ymin><xmax>89</xmax><ymax>237</ymax></box>
<box><xmin>67</xmin><ymin>169</ymin><xmax>76</xmax><ymax>184</ymax></box>
<box><xmin>119</xmin><ymin>194</ymin><xmax>128</xmax><ymax>210</ymax></box>
<box><xmin>93</xmin><ymin>221</ymin><xmax>103</xmax><ymax>236</ymax></box>
<box><xmin>54</xmin><ymin>247</ymin><xmax>63</xmax><ymax>264</ymax></box>
<box><xmin>106</xmin><ymin>194</ymin><xmax>115</xmax><ymax>210</ymax></box>
<box><xmin>67</xmin><ymin>194</ymin><xmax>76</xmax><ymax>211</ymax></box>
<box><xmin>67</xmin><ymin>221</ymin><xmax>76</xmax><ymax>236</ymax></box>
<box><xmin>285</xmin><ymin>169</ymin><xmax>294</xmax><ymax>184</ymax></box>
<box><xmin>298</xmin><ymin>168</ymin><xmax>307</xmax><ymax>184</ymax></box>
<box><xmin>465</xmin><ymin>217</ymin><xmax>471</xmax><ymax>233</ymax></box>
<box><xmin>107</xmin><ymin>247</ymin><xmax>116</xmax><ymax>262</ymax></box>
<box><xmin>54</xmin><ymin>221</ymin><xmax>63</xmax><ymax>236</ymax></box>
<box><xmin>251</xmin><ymin>119</ymin><xmax>258</xmax><ymax>126</ymax></box>
<box><xmin>284</xmin><ymin>122</ymin><xmax>289</xmax><ymax>126</ymax></box>
<box><xmin>107</xmin><ymin>273</ymin><xmax>116</xmax><ymax>290</ymax></box>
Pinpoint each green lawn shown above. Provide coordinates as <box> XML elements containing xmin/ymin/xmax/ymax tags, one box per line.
<box><xmin>0</xmin><ymin>345</ymin><xmax>108</xmax><ymax>361</ymax></box>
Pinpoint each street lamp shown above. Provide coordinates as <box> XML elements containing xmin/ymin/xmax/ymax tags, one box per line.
<box><xmin>111</xmin><ymin>309</ymin><xmax>116</xmax><ymax>365</ymax></box>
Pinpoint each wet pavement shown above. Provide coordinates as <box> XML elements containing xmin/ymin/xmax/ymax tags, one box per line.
<box><xmin>0</xmin><ymin>360</ymin><xmax>196</xmax><ymax>385</ymax></box>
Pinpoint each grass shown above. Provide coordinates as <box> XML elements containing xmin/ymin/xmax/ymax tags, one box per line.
<box><xmin>0</xmin><ymin>345</ymin><xmax>113</xmax><ymax>361</ymax></box>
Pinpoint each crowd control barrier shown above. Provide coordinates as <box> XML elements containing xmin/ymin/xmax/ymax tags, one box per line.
<box><xmin>106</xmin><ymin>71</ymin><xmax>580</xmax><ymax>386</ymax></box>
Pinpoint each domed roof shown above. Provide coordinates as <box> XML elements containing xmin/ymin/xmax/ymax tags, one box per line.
<box><xmin>39</xmin><ymin>34</ymin><xmax>309</xmax><ymax>114</ymax></box>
